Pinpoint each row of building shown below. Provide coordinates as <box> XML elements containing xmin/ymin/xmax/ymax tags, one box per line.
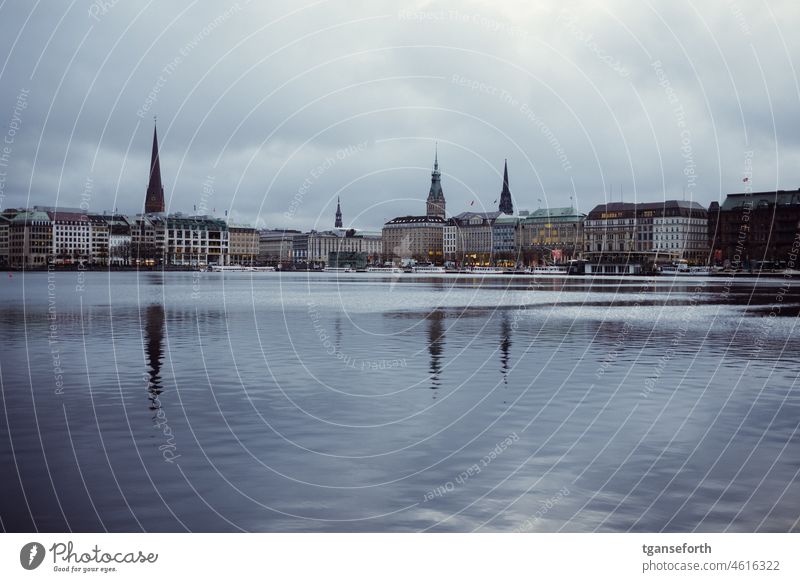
<box><xmin>2</xmin><ymin>124</ymin><xmax>798</xmax><ymax>271</ymax></box>
<box><xmin>375</xmin><ymin>150</ymin><xmax>800</xmax><ymax>271</ymax></box>
<box><xmin>0</xmin><ymin>208</ymin><xmax>260</xmax><ymax>267</ymax></box>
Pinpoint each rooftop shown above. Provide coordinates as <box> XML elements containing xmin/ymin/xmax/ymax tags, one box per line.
<box><xmin>384</xmin><ymin>215</ymin><xmax>446</xmax><ymax>226</ymax></box>
<box><xmin>720</xmin><ymin>189</ymin><xmax>800</xmax><ymax>211</ymax></box>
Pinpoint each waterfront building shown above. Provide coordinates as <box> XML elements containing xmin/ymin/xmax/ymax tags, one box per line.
<box><xmin>9</xmin><ymin>210</ymin><xmax>52</xmax><ymax>267</ymax></box>
<box><xmin>382</xmin><ymin>151</ymin><xmax>450</xmax><ymax>264</ymax></box>
<box><xmin>492</xmin><ymin>214</ymin><xmax>520</xmax><ymax>264</ymax></box>
<box><xmin>709</xmin><ymin>188</ymin><xmax>800</xmax><ymax>268</ymax></box>
<box><xmin>518</xmin><ymin>206</ymin><xmax>585</xmax><ymax>264</ymax></box>
<box><xmin>88</xmin><ymin>214</ymin><xmax>110</xmax><ymax>266</ymax></box>
<box><xmin>260</xmin><ymin>229</ymin><xmax>301</xmax><ymax>266</ymax></box>
<box><xmin>131</xmin><ymin>213</ymin><xmax>165</xmax><ymax>266</ymax></box>
<box><xmin>443</xmin><ymin>218</ymin><xmax>459</xmax><ymax>262</ymax></box>
<box><xmin>228</xmin><ymin>225</ymin><xmax>259</xmax><ymax>266</ymax></box>
<box><xmin>651</xmin><ymin>201</ymin><xmax>708</xmax><ymax>262</ymax></box>
<box><xmin>308</xmin><ymin>228</ymin><xmax>382</xmax><ymax>267</ymax></box>
<box><xmin>583</xmin><ymin>200</ymin><xmax>707</xmax><ymax>270</ymax></box>
<box><xmin>49</xmin><ymin>211</ymin><xmax>92</xmax><ymax>264</ymax></box>
<box><xmin>442</xmin><ymin>161</ymin><xmax>519</xmax><ymax>265</ymax></box>
<box><xmin>291</xmin><ymin>232</ymin><xmax>310</xmax><ymax>266</ymax></box>
<box><xmin>165</xmin><ymin>214</ymin><xmax>229</xmax><ymax>266</ymax></box>
<box><xmin>327</xmin><ymin>251</ymin><xmax>369</xmax><ymax>270</ymax></box>
<box><xmin>107</xmin><ymin>215</ymin><xmax>132</xmax><ymax>266</ymax></box>
<box><xmin>382</xmin><ymin>215</ymin><xmax>445</xmax><ymax>264</ymax></box>
<box><xmin>448</xmin><ymin>211</ymin><xmax>500</xmax><ymax>265</ymax></box>
<box><xmin>0</xmin><ymin>216</ymin><xmax>9</xmax><ymax>266</ymax></box>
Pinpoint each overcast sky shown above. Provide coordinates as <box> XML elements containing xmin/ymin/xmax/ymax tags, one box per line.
<box><xmin>0</xmin><ymin>0</ymin><xmax>798</xmax><ymax>230</ymax></box>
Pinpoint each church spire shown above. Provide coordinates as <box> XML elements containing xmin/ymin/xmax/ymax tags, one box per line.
<box><xmin>426</xmin><ymin>144</ymin><xmax>445</xmax><ymax>218</ymax></box>
<box><xmin>144</xmin><ymin>119</ymin><xmax>165</xmax><ymax>214</ymax></box>
<box><xmin>498</xmin><ymin>158</ymin><xmax>513</xmax><ymax>215</ymax></box>
<box><xmin>335</xmin><ymin>196</ymin><xmax>343</xmax><ymax>228</ymax></box>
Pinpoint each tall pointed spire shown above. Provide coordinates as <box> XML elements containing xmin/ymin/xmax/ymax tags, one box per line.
<box><xmin>335</xmin><ymin>196</ymin><xmax>343</xmax><ymax>228</ymax></box>
<box><xmin>144</xmin><ymin>119</ymin><xmax>165</xmax><ymax>214</ymax></box>
<box><xmin>498</xmin><ymin>158</ymin><xmax>513</xmax><ymax>215</ymax></box>
<box><xmin>426</xmin><ymin>144</ymin><xmax>445</xmax><ymax>218</ymax></box>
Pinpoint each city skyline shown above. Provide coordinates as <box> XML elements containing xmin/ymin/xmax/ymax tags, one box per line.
<box><xmin>1</xmin><ymin>2</ymin><xmax>798</xmax><ymax>232</ymax></box>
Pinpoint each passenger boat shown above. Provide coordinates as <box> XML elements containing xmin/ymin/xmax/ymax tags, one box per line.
<box><xmin>531</xmin><ymin>265</ymin><xmax>569</xmax><ymax>275</ymax></box>
<box><xmin>468</xmin><ymin>266</ymin><xmax>505</xmax><ymax>274</ymax></box>
<box><xmin>411</xmin><ymin>264</ymin><xmax>445</xmax><ymax>273</ymax></box>
<box><xmin>209</xmin><ymin>265</ymin><xmax>275</xmax><ymax>272</ymax></box>
<box><xmin>366</xmin><ymin>266</ymin><xmax>404</xmax><ymax>273</ymax></box>
<box><xmin>323</xmin><ymin>266</ymin><xmax>353</xmax><ymax>273</ymax></box>
<box><xmin>660</xmin><ymin>260</ymin><xmax>710</xmax><ymax>276</ymax></box>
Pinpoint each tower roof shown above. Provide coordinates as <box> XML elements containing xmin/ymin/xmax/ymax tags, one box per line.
<box><xmin>498</xmin><ymin>158</ymin><xmax>513</xmax><ymax>214</ymax></box>
<box><xmin>335</xmin><ymin>196</ymin><xmax>343</xmax><ymax>228</ymax></box>
<box><xmin>145</xmin><ymin>121</ymin><xmax>165</xmax><ymax>214</ymax></box>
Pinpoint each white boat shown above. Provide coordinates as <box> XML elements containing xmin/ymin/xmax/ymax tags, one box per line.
<box><xmin>366</xmin><ymin>266</ymin><xmax>404</xmax><ymax>273</ymax></box>
<box><xmin>660</xmin><ymin>260</ymin><xmax>709</xmax><ymax>276</ymax></box>
<box><xmin>532</xmin><ymin>265</ymin><xmax>569</xmax><ymax>275</ymax></box>
<box><xmin>323</xmin><ymin>266</ymin><xmax>353</xmax><ymax>273</ymax></box>
<box><xmin>412</xmin><ymin>264</ymin><xmax>445</xmax><ymax>273</ymax></box>
<box><xmin>209</xmin><ymin>265</ymin><xmax>275</xmax><ymax>272</ymax></box>
<box><xmin>469</xmin><ymin>266</ymin><xmax>505</xmax><ymax>274</ymax></box>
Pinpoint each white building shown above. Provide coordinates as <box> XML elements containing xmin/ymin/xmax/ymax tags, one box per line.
<box><xmin>50</xmin><ymin>211</ymin><xmax>92</xmax><ymax>264</ymax></box>
<box><xmin>165</xmin><ymin>214</ymin><xmax>229</xmax><ymax>266</ymax></box>
<box><xmin>307</xmin><ymin>228</ymin><xmax>382</xmax><ymax>266</ymax></box>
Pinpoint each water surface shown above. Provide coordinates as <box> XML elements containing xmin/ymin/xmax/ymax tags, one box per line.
<box><xmin>1</xmin><ymin>271</ymin><xmax>799</xmax><ymax>532</ymax></box>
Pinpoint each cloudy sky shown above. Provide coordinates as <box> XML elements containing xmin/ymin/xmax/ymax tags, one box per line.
<box><xmin>0</xmin><ymin>0</ymin><xmax>798</xmax><ymax>230</ymax></box>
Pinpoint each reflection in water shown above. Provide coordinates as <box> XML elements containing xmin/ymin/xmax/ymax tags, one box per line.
<box><xmin>144</xmin><ymin>303</ymin><xmax>165</xmax><ymax>411</ymax></box>
<box><xmin>426</xmin><ymin>310</ymin><xmax>445</xmax><ymax>390</ymax></box>
<box><xmin>499</xmin><ymin>312</ymin><xmax>511</xmax><ymax>384</ymax></box>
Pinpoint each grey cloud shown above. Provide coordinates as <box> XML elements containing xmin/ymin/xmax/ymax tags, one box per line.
<box><xmin>0</xmin><ymin>0</ymin><xmax>798</xmax><ymax>229</ymax></box>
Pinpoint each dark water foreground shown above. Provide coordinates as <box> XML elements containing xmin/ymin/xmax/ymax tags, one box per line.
<box><xmin>1</xmin><ymin>271</ymin><xmax>799</xmax><ymax>532</ymax></box>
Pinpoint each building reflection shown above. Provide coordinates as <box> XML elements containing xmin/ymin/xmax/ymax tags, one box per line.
<box><xmin>144</xmin><ymin>303</ymin><xmax>165</xmax><ymax>411</ymax></box>
<box><xmin>427</xmin><ymin>310</ymin><xmax>445</xmax><ymax>390</ymax></box>
<box><xmin>499</xmin><ymin>311</ymin><xmax>511</xmax><ymax>383</ymax></box>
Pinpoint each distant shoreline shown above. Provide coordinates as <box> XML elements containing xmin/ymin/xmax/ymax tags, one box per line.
<box><xmin>4</xmin><ymin>266</ymin><xmax>798</xmax><ymax>279</ymax></box>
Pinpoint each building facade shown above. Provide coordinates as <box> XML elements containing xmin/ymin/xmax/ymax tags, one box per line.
<box><xmin>447</xmin><ymin>212</ymin><xmax>499</xmax><ymax>265</ymax></box>
<box><xmin>50</xmin><ymin>211</ymin><xmax>91</xmax><ymax>264</ymax></box>
<box><xmin>228</xmin><ymin>225</ymin><xmax>259</xmax><ymax>265</ymax></box>
<box><xmin>382</xmin><ymin>216</ymin><xmax>445</xmax><ymax>264</ymax></box>
<box><xmin>583</xmin><ymin>200</ymin><xmax>707</xmax><ymax>267</ymax></box>
<box><xmin>307</xmin><ymin>229</ymin><xmax>382</xmax><ymax>267</ymax></box>
<box><xmin>260</xmin><ymin>229</ymin><xmax>300</xmax><ymax>266</ymax></box>
<box><xmin>492</xmin><ymin>214</ymin><xmax>520</xmax><ymax>263</ymax></box>
<box><xmin>0</xmin><ymin>216</ymin><xmax>9</xmax><ymax>266</ymax></box>
<box><xmin>107</xmin><ymin>215</ymin><xmax>132</xmax><ymax>266</ymax></box>
<box><xmin>9</xmin><ymin>210</ymin><xmax>52</xmax><ymax>267</ymax></box>
<box><xmin>709</xmin><ymin>189</ymin><xmax>800</xmax><ymax>268</ymax></box>
<box><xmin>89</xmin><ymin>214</ymin><xmax>109</xmax><ymax>265</ymax></box>
<box><xmin>519</xmin><ymin>206</ymin><xmax>585</xmax><ymax>264</ymax></box>
<box><xmin>165</xmin><ymin>215</ymin><xmax>229</xmax><ymax>266</ymax></box>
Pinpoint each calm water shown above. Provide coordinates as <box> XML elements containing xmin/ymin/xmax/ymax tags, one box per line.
<box><xmin>1</xmin><ymin>270</ymin><xmax>799</xmax><ymax>532</ymax></box>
